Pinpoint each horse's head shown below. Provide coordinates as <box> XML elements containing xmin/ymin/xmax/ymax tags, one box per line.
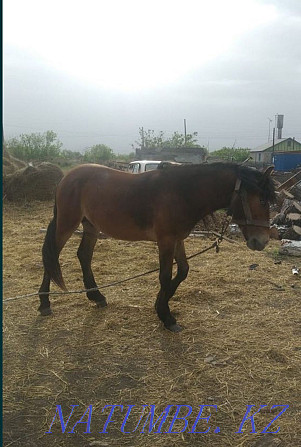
<box><xmin>229</xmin><ymin>166</ymin><xmax>275</xmax><ymax>251</ymax></box>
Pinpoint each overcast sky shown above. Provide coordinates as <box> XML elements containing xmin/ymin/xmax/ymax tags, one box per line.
<box><xmin>3</xmin><ymin>0</ymin><xmax>301</xmax><ymax>154</ymax></box>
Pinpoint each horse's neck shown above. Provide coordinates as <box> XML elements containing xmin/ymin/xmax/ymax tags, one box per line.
<box><xmin>195</xmin><ymin>169</ymin><xmax>237</xmax><ymax>215</ymax></box>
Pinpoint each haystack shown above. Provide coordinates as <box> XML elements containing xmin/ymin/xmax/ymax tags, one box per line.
<box><xmin>3</xmin><ymin>149</ymin><xmax>27</xmax><ymax>175</ymax></box>
<box><xmin>3</xmin><ymin>162</ymin><xmax>64</xmax><ymax>201</ymax></box>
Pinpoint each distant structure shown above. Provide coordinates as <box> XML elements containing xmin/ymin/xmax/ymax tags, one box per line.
<box><xmin>250</xmin><ymin>114</ymin><xmax>301</xmax><ymax>171</ymax></box>
<box><xmin>276</xmin><ymin>114</ymin><xmax>284</xmax><ymax>139</ymax></box>
<box><xmin>250</xmin><ymin>138</ymin><xmax>301</xmax><ymax>170</ymax></box>
<box><xmin>135</xmin><ymin>146</ymin><xmax>207</xmax><ymax>164</ymax></box>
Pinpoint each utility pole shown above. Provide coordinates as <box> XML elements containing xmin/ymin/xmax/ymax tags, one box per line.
<box><xmin>141</xmin><ymin>127</ymin><xmax>145</xmax><ymax>149</ymax></box>
<box><xmin>272</xmin><ymin>127</ymin><xmax>275</xmax><ymax>163</ymax></box>
<box><xmin>267</xmin><ymin>118</ymin><xmax>272</xmax><ymax>141</ymax></box>
<box><xmin>184</xmin><ymin>119</ymin><xmax>187</xmax><ymax>146</ymax></box>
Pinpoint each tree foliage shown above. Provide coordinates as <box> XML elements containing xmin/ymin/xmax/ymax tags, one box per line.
<box><xmin>6</xmin><ymin>131</ymin><xmax>63</xmax><ymax>161</ymax></box>
<box><xmin>115</xmin><ymin>152</ymin><xmax>136</xmax><ymax>162</ymax></box>
<box><xmin>83</xmin><ymin>144</ymin><xmax>115</xmax><ymax>163</ymax></box>
<box><xmin>60</xmin><ymin>149</ymin><xmax>83</xmax><ymax>160</ymax></box>
<box><xmin>133</xmin><ymin>128</ymin><xmax>204</xmax><ymax>150</ymax></box>
<box><xmin>209</xmin><ymin>147</ymin><xmax>250</xmax><ymax>162</ymax></box>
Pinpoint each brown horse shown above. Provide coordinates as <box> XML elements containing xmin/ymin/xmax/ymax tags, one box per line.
<box><xmin>38</xmin><ymin>162</ymin><xmax>275</xmax><ymax>332</ymax></box>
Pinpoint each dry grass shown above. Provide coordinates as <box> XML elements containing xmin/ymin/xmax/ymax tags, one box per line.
<box><xmin>3</xmin><ymin>201</ymin><xmax>301</xmax><ymax>447</ymax></box>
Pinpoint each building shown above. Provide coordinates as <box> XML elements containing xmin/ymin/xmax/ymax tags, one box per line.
<box><xmin>250</xmin><ymin>138</ymin><xmax>301</xmax><ymax>171</ymax></box>
<box><xmin>135</xmin><ymin>146</ymin><xmax>207</xmax><ymax>164</ymax></box>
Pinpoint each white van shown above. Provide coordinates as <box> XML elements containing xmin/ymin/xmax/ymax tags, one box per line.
<box><xmin>128</xmin><ymin>160</ymin><xmax>162</xmax><ymax>174</ymax></box>
<box><xmin>128</xmin><ymin>160</ymin><xmax>181</xmax><ymax>174</ymax></box>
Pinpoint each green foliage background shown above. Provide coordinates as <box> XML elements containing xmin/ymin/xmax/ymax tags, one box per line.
<box><xmin>5</xmin><ymin>129</ymin><xmax>250</xmax><ymax>165</ymax></box>
<box><xmin>209</xmin><ymin>147</ymin><xmax>250</xmax><ymax>162</ymax></box>
<box><xmin>6</xmin><ymin>131</ymin><xmax>63</xmax><ymax>161</ymax></box>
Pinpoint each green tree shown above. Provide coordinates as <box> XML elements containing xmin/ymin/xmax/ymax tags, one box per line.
<box><xmin>83</xmin><ymin>144</ymin><xmax>115</xmax><ymax>163</ymax></box>
<box><xmin>6</xmin><ymin>131</ymin><xmax>63</xmax><ymax>161</ymax></box>
<box><xmin>115</xmin><ymin>152</ymin><xmax>136</xmax><ymax>162</ymax></box>
<box><xmin>210</xmin><ymin>147</ymin><xmax>250</xmax><ymax>162</ymax></box>
<box><xmin>60</xmin><ymin>149</ymin><xmax>83</xmax><ymax>160</ymax></box>
<box><xmin>164</xmin><ymin>131</ymin><xmax>199</xmax><ymax>148</ymax></box>
<box><xmin>132</xmin><ymin>128</ymin><xmax>203</xmax><ymax>150</ymax></box>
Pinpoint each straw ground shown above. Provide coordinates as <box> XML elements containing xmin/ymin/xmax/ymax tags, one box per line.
<box><xmin>3</xmin><ymin>201</ymin><xmax>301</xmax><ymax>447</ymax></box>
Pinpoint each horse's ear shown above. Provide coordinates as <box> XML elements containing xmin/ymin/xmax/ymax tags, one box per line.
<box><xmin>263</xmin><ymin>165</ymin><xmax>274</xmax><ymax>177</ymax></box>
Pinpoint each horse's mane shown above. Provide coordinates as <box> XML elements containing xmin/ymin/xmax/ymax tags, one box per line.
<box><xmin>236</xmin><ymin>165</ymin><xmax>276</xmax><ymax>202</ymax></box>
<box><xmin>160</xmin><ymin>162</ymin><xmax>276</xmax><ymax>203</ymax></box>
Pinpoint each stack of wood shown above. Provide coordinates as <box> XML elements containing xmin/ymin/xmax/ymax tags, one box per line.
<box><xmin>271</xmin><ymin>169</ymin><xmax>301</xmax><ymax>241</ymax></box>
<box><xmin>274</xmin><ymin>170</ymin><xmax>301</xmax><ymax>205</ymax></box>
<box><xmin>271</xmin><ymin>199</ymin><xmax>301</xmax><ymax>240</ymax></box>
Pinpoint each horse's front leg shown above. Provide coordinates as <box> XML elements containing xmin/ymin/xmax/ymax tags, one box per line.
<box><xmin>155</xmin><ymin>238</ymin><xmax>182</xmax><ymax>332</ymax></box>
<box><xmin>169</xmin><ymin>240</ymin><xmax>189</xmax><ymax>297</ymax></box>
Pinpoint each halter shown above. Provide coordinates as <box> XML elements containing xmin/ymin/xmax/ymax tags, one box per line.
<box><xmin>228</xmin><ymin>178</ymin><xmax>270</xmax><ymax>228</ymax></box>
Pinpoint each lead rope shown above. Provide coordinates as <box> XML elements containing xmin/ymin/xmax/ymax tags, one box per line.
<box><xmin>215</xmin><ymin>215</ymin><xmax>232</xmax><ymax>253</ymax></box>
<box><xmin>3</xmin><ymin>216</ymin><xmax>232</xmax><ymax>303</ymax></box>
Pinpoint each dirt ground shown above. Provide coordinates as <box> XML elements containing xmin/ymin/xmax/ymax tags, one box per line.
<box><xmin>3</xmin><ymin>201</ymin><xmax>301</xmax><ymax>447</ymax></box>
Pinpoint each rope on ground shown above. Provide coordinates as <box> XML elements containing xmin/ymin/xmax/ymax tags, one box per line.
<box><xmin>4</xmin><ymin>220</ymin><xmax>231</xmax><ymax>304</ymax></box>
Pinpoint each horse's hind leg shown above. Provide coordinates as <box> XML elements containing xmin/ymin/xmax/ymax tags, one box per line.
<box><xmin>77</xmin><ymin>218</ymin><xmax>107</xmax><ymax>308</ymax></box>
<box><xmin>38</xmin><ymin>272</ymin><xmax>51</xmax><ymax>316</ymax></box>
<box><xmin>38</xmin><ymin>225</ymin><xmax>79</xmax><ymax>315</ymax></box>
<box><xmin>38</xmin><ymin>204</ymin><xmax>82</xmax><ymax>316</ymax></box>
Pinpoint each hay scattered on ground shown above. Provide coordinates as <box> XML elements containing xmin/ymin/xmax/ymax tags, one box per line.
<box><xmin>3</xmin><ymin>162</ymin><xmax>63</xmax><ymax>201</ymax></box>
<box><xmin>3</xmin><ymin>201</ymin><xmax>301</xmax><ymax>447</ymax></box>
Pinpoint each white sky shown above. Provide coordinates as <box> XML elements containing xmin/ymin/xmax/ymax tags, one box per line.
<box><xmin>3</xmin><ymin>0</ymin><xmax>301</xmax><ymax>153</ymax></box>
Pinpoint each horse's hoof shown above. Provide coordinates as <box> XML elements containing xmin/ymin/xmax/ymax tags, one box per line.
<box><xmin>96</xmin><ymin>300</ymin><xmax>107</xmax><ymax>308</ymax></box>
<box><xmin>165</xmin><ymin>323</ymin><xmax>183</xmax><ymax>333</ymax></box>
<box><xmin>40</xmin><ymin>307</ymin><xmax>52</xmax><ymax>316</ymax></box>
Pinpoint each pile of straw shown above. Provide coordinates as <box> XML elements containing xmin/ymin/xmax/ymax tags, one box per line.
<box><xmin>4</xmin><ymin>162</ymin><xmax>63</xmax><ymax>201</ymax></box>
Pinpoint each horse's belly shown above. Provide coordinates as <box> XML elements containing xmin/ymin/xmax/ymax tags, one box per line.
<box><xmin>109</xmin><ymin>227</ymin><xmax>156</xmax><ymax>242</ymax></box>
<box><xmin>86</xmin><ymin>210</ymin><xmax>157</xmax><ymax>242</ymax></box>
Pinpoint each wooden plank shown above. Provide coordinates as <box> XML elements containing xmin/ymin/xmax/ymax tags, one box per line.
<box><xmin>276</xmin><ymin>171</ymin><xmax>301</xmax><ymax>192</ymax></box>
<box><xmin>280</xmin><ymin>189</ymin><xmax>295</xmax><ymax>199</ymax></box>
<box><xmin>211</xmin><ymin>231</ymin><xmax>239</xmax><ymax>244</ymax></box>
<box><xmin>186</xmin><ymin>230</ymin><xmax>240</xmax><ymax>243</ymax></box>
<box><xmin>293</xmin><ymin>201</ymin><xmax>301</xmax><ymax>213</ymax></box>
<box><xmin>287</xmin><ymin>213</ymin><xmax>301</xmax><ymax>221</ymax></box>
<box><xmin>292</xmin><ymin>225</ymin><xmax>301</xmax><ymax>236</ymax></box>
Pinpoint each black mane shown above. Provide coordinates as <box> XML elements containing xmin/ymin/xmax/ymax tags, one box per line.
<box><xmin>236</xmin><ymin>165</ymin><xmax>276</xmax><ymax>202</ymax></box>
<box><xmin>159</xmin><ymin>162</ymin><xmax>276</xmax><ymax>203</ymax></box>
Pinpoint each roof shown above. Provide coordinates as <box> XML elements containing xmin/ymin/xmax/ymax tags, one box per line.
<box><xmin>250</xmin><ymin>139</ymin><xmax>287</xmax><ymax>153</ymax></box>
<box><xmin>129</xmin><ymin>160</ymin><xmax>162</xmax><ymax>164</ymax></box>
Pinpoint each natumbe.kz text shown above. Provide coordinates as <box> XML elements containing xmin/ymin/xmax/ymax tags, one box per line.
<box><xmin>45</xmin><ymin>404</ymin><xmax>289</xmax><ymax>435</ymax></box>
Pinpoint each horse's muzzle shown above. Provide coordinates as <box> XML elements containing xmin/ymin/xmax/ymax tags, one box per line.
<box><xmin>247</xmin><ymin>237</ymin><xmax>268</xmax><ymax>251</ymax></box>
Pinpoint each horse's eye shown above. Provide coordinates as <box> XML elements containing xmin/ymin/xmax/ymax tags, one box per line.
<box><xmin>260</xmin><ymin>199</ymin><xmax>266</xmax><ymax>206</ymax></box>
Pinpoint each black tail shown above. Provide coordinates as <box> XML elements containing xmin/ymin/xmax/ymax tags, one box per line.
<box><xmin>42</xmin><ymin>201</ymin><xmax>67</xmax><ymax>290</ymax></box>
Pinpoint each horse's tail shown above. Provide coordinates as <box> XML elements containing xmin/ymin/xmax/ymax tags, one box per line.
<box><xmin>42</xmin><ymin>200</ymin><xmax>67</xmax><ymax>290</ymax></box>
